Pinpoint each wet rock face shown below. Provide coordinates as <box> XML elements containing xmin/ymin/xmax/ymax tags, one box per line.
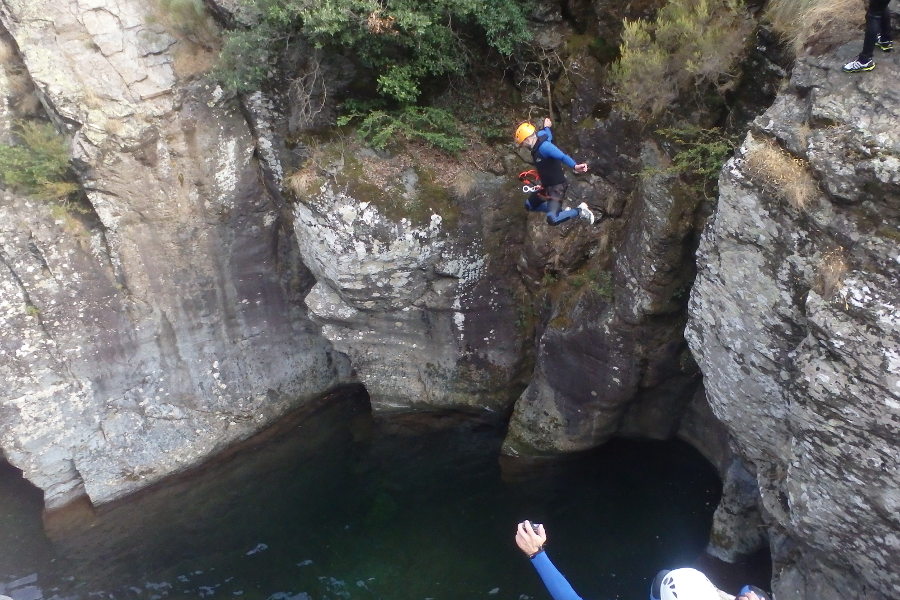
<box><xmin>0</xmin><ymin>0</ymin><xmax>347</xmax><ymax>509</ymax></box>
<box><xmin>686</xmin><ymin>48</ymin><xmax>899</xmax><ymax>600</ymax></box>
<box><xmin>292</xmin><ymin>164</ymin><xmax>529</xmax><ymax>412</ymax></box>
<box><xmin>503</xmin><ymin>141</ymin><xmax>704</xmax><ymax>455</ymax></box>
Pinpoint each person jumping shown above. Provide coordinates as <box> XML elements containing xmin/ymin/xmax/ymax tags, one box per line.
<box><xmin>514</xmin><ymin>118</ymin><xmax>595</xmax><ymax>226</ymax></box>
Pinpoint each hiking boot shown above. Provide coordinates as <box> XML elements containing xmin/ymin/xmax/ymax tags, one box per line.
<box><xmin>876</xmin><ymin>35</ymin><xmax>894</xmax><ymax>51</ymax></box>
<box><xmin>842</xmin><ymin>58</ymin><xmax>875</xmax><ymax>73</ymax></box>
<box><xmin>577</xmin><ymin>202</ymin><xmax>595</xmax><ymax>224</ymax></box>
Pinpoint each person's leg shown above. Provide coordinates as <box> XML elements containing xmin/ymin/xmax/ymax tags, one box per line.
<box><xmin>525</xmin><ymin>193</ymin><xmax>550</xmax><ymax>213</ymax></box>
<box><xmin>543</xmin><ymin>184</ymin><xmax>579</xmax><ymax>226</ymax></box>
<box><xmin>545</xmin><ymin>202</ymin><xmax>580</xmax><ymax>226</ymax></box>
<box><xmin>878</xmin><ymin>0</ymin><xmax>893</xmax><ymax>45</ymax></box>
<box><xmin>861</xmin><ymin>0</ymin><xmax>891</xmax><ymax>60</ymax></box>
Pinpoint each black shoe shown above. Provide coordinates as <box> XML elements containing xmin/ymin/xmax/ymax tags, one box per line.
<box><xmin>876</xmin><ymin>35</ymin><xmax>894</xmax><ymax>51</ymax></box>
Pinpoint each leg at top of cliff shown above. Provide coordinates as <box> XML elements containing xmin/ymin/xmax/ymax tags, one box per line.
<box><xmin>843</xmin><ymin>0</ymin><xmax>893</xmax><ymax>72</ymax></box>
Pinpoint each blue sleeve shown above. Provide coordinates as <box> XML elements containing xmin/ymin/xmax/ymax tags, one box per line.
<box><xmin>530</xmin><ymin>551</ymin><xmax>585</xmax><ymax>600</ymax></box>
<box><xmin>535</xmin><ymin>137</ymin><xmax>577</xmax><ymax>169</ymax></box>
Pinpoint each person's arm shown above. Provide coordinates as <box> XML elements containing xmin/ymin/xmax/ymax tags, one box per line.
<box><xmin>537</xmin><ymin>117</ymin><xmax>588</xmax><ymax>173</ymax></box>
<box><xmin>531</xmin><ymin>550</ymin><xmax>585</xmax><ymax>600</ymax></box>
<box><xmin>515</xmin><ymin>521</ymin><xmax>585</xmax><ymax>600</ymax></box>
<box><xmin>536</xmin><ymin>141</ymin><xmax>578</xmax><ymax>169</ymax></box>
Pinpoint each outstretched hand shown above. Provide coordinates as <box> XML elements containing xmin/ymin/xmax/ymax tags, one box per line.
<box><xmin>574</xmin><ymin>163</ymin><xmax>589</xmax><ymax>173</ymax></box>
<box><xmin>515</xmin><ymin>520</ymin><xmax>547</xmax><ymax>557</ymax></box>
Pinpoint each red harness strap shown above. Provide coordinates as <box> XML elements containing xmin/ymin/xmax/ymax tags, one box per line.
<box><xmin>518</xmin><ymin>169</ymin><xmax>547</xmax><ymax>196</ymax></box>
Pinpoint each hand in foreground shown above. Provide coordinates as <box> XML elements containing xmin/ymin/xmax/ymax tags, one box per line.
<box><xmin>515</xmin><ymin>520</ymin><xmax>547</xmax><ymax>557</ymax></box>
<box><xmin>574</xmin><ymin>163</ymin><xmax>589</xmax><ymax>173</ymax></box>
<box><xmin>737</xmin><ymin>592</ymin><xmax>761</xmax><ymax>600</ymax></box>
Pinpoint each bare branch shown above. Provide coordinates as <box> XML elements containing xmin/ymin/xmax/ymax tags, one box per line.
<box><xmin>289</xmin><ymin>57</ymin><xmax>328</xmax><ymax>130</ymax></box>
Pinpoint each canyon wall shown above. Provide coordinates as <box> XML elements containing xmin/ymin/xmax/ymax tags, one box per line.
<box><xmin>686</xmin><ymin>48</ymin><xmax>899</xmax><ymax>600</ymax></box>
<box><xmin>0</xmin><ymin>0</ymin><xmax>349</xmax><ymax>510</ymax></box>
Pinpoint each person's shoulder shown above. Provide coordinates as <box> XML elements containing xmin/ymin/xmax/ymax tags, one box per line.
<box><xmin>536</xmin><ymin>133</ymin><xmax>558</xmax><ymax>150</ymax></box>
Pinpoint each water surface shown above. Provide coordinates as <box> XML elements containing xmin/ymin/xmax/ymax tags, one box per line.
<box><xmin>1</xmin><ymin>392</ymin><xmax>724</xmax><ymax>600</ymax></box>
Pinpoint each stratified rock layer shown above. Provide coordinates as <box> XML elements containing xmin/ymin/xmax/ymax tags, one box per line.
<box><xmin>686</xmin><ymin>47</ymin><xmax>899</xmax><ymax>600</ymax></box>
<box><xmin>0</xmin><ymin>0</ymin><xmax>347</xmax><ymax>509</ymax></box>
<box><xmin>291</xmin><ymin>155</ymin><xmax>528</xmax><ymax>412</ymax></box>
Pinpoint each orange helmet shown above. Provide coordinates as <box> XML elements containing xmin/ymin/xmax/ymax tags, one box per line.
<box><xmin>514</xmin><ymin>122</ymin><xmax>536</xmax><ymax>145</ymax></box>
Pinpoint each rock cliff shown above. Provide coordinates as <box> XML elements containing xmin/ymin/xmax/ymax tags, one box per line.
<box><xmin>289</xmin><ymin>151</ymin><xmax>530</xmax><ymax>412</ymax></box>
<box><xmin>686</xmin><ymin>48</ymin><xmax>899</xmax><ymax>600</ymax></box>
<box><xmin>0</xmin><ymin>0</ymin><xmax>348</xmax><ymax>510</ymax></box>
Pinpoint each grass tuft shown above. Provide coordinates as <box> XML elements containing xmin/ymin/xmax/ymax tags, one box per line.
<box><xmin>744</xmin><ymin>136</ymin><xmax>818</xmax><ymax>209</ymax></box>
<box><xmin>765</xmin><ymin>0</ymin><xmax>865</xmax><ymax>55</ymax></box>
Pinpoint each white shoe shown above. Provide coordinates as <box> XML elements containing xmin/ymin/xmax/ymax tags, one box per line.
<box><xmin>577</xmin><ymin>202</ymin><xmax>595</xmax><ymax>224</ymax></box>
<box><xmin>842</xmin><ymin>58</ymin><xmax>875</xmax><ymax>72</ymax></box>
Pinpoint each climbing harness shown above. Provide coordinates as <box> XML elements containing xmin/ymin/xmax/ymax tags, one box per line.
<box><xmin>518</xmin><ymin>169</ymin><xmax>544</xmax><ymax>194</ymax></box>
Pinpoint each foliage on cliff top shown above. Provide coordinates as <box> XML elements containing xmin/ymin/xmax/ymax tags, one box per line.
<box><xmin>0</xmin><ymin>120</ymin><xmax>78</xmax><ymax>202</ymax></box>
<box><xmin>215</xmin><ymin>0</ymin><xmax>532</xmax><ymax>103</ymax></box>
<box><xmin>285</xmin><ymin>135</ymin><xmax>465</xmax><ymax>228</ymax></box>
<box><xmin>609</xmin><ymin>0</ymin><xmax>753</xmax><ymax>121</ymax></box>
<box><xmin>338</xmin><ymin>105</ymin><xmax>465</xmax><ymax>154</ymax></box>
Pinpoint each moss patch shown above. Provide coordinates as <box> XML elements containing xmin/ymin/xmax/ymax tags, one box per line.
<box><xmin>286</xmin><ymin>137</ymin><xmax>461</xmax><ymax>229</ymax></box>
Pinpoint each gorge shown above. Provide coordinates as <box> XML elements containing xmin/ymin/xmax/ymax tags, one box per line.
<box><xmin>0</xmin><ymin>1</ymin><xmax>897</xmax><ymax>599</ymax></box>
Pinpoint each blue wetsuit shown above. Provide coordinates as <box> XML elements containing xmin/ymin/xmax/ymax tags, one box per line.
<box><xmin>530</xmin><ymin>550</ymin><xmax>585</xmax><ymax>600</ymax></box>
<box><xmin>533</xmin><ymin>127</ymin><xmax>578</xmax><ymax>171</ymax></box>
<box><xmin>525</xmin><ymin>127</ymin><xmax>581</xmax><ymax>226</ymax></box>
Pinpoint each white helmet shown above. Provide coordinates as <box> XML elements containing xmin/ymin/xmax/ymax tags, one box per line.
<box><xmin>659</xmin><ymin>568</ymin><xmax>721</xmax><ymax>600</ymax></box>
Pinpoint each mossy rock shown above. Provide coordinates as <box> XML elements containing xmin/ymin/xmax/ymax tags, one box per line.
<box><xmin>286</xmin><ymin>138</ymin><xmax>461</xmax><ymax>229</ymax></box>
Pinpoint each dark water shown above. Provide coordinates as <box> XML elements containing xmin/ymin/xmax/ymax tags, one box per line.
<box><xmin>0</xmin><ymin>393</ymin><xmax>730</xmax><ymax>600</ymax></box>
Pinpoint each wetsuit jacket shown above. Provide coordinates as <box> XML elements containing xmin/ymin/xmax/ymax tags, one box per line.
<box><xmin>530</xmin><ymin>550</ymin><xmax>585</xmax><ymax>600</ymax></box>
<box><xmin>531</xmin><ymin>127</ymin><xmax>577</xmax><ymax>188</ymax></box>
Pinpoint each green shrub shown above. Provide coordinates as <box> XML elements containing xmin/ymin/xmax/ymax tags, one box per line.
<box><xmin>0</xmin><ymin>121</ymin><xmax>78</xmax><ymax>201</ymax></box>
<box><xmin>155</xmin><ymin>0</ymin><xmax>218</xmax><ymax>46</ymax></box>
<box><xmin>213</xmin><ymin>22</ymin><xmax>277</xmax><ymax>92</ymax></box>
<box><xmin>654</xmin><ymin>126</ymin><xmax>739</xmax><ymax>196</ymax></box>
<box><xmin>609</xmin><ymin>0</ymin><xmax>752</xmax><ymax>121</ymax></box>
<box><xmin>217</xmin><ymin>0</ymin><xmax>532</xmax><ymax>102</ymax></box>
<box><xmin>339</xmin><ymin>105</ymin><xmax>465</xmax><ymax>154</ymax></box>
<box><xmin>160</xmin><ymin>0</ymin><xmax>207</xmax><ymax>23</ymax></box>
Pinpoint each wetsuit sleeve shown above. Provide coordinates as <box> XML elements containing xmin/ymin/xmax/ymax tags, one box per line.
<box><xmin>535</xmin><ymin>139</ymin><xmax>578</xmax><ymax>169</ymax></box>
<box><xmin>530</xmin><ymin>551</ymin><xmax>585</xmax><ymax>600</ymax></box>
